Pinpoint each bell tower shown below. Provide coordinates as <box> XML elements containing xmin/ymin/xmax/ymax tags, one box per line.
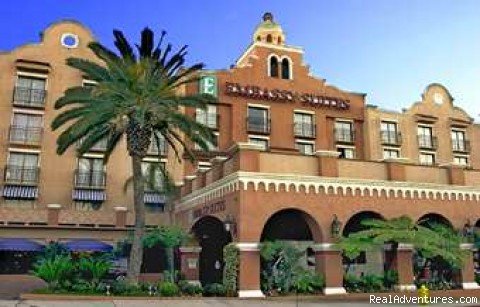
<box><xmin>252</xmin><ymin>12</ymin><xmax>286</xmax><ymax>45</ymax></box>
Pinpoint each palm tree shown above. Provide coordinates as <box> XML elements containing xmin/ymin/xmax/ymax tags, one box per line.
<box><xmin>52</xmin><ymin>28</ymin><xmax>216</xmax><ymax>282</ymax></box>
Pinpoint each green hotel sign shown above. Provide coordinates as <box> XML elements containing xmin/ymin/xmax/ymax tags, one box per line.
<box><xmin>199</xmin><ymin>75</ymin><xmax>217</xmax><ymax>97</ymax></box>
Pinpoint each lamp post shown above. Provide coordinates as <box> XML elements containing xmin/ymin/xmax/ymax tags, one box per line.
<box><xmin>331</xmin><ymin>214</ymin><xmax>342</xmax><ymax>239</ymax></box>
<box><xmin>224</xmin><ymin>214</ymin><xmax>237</xmax><ymax>238</ymax></box>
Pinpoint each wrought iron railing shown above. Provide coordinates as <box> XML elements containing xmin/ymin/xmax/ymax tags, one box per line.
<box><xmin>9</xmin><ymin>126</ymin><xmax>43</xmax><ymax>145</ymax></box>
<box><xmin>380</xmin><ymin>131</ymin><xmax>402</xmax><ymax>146</ymax></box>
<box><xmin>4</xmin><ymin>165</ymin><xmax>39</xmax><ymax>185</ymax></box>
<box><xmin>74</xmin><ymin>170</ymin><xmax>106</xmax><ymax>188</ymax></box>
<box><xmin>12</xmin><ymin>87</ymin><xmax>46</xmax><ymax>108</ymax></box>
<box><xmin>294</xmin><ymin>122</ymin><xmax>316</xmax><ymax>138</ymax></box>
<box><xmin>334</xmin><ymin>128</ymin><xmax>355</xmax><ymax>143</ymax></box>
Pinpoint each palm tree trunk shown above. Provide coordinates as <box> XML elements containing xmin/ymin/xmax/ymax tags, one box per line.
<box><xmin>126</xmin><ymin>154</ymin><xmax>146</xmax><ymax>283</ymax></box>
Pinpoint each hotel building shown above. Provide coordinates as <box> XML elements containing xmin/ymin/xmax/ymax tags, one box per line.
<box><xmin>0</xmin><ymin>13</ymin><xmax>480</xmax><ymax>296</ymax></box>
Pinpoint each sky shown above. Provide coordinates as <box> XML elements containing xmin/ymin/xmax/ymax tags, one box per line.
<box><xmin>1</xmin><ymin>0</ymin><xmax>479</xmax><ymax>119</ymax></box>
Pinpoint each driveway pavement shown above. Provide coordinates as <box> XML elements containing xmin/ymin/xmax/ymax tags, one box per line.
<box><xmin>0</xmin><ymin>300</ymin><xmax>477</xmax><ymax>307</ymax></box>
<box><xmin>0</xmin><ymin>275</ymin><xmax>46</xmax><ymax>299</ymax></box>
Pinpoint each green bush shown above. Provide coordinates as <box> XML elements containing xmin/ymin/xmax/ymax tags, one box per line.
<box><xmin>32</xmin><ymin>255</ymin><xmax>76</xmax><ymax>290</ymax></box>
<box><xmin>111</xmin><ymin>280</ymin><xmax>144</xmax><ymax>296</ymax></box>
<box><xmin>178</xmin><ymin>280</ymin><xmax>203</xmax><ymax>296</ymax></box>
<box><xmin>223</xmin><ymin>243</ymin><xmax>239</xmax><ymax>296</ymax></box>
<box><xmin>78</xmin><ymin>256</ymin><xmax>111</xmax><ymax>287</ymax></box>
<box><xmin>203</xmin><ymin>283</ymin><xmax>226</xmax><ymax>297</ymax></box>
<box><xmin>383</xmin><ymin>270</ymin><xmax>398</xmax><ymax>289</ymax></box>
<box><xmin>292</xmin><ymin>269</ymin><xmax>324</xmax><ymax>294</ymax></box>
<box><xmin>344</xmin><ymin>273</ymin><xmax>385</xmax><ymax>293</ymax></box>
<box><xmin>158</xmin><ymin>281</ymin><xmax>180</xmax><ymax>297</ymax></box>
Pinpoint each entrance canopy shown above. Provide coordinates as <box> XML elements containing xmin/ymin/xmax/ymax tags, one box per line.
<box><xmin>65</xmin><ymin>239</ymin><xmax>112</xmax><ymax>252</ymax></box>
<box><xmin>0</xmin><ymin>238</ymin><xmax>44</xmax><ymax>251</ymax></box>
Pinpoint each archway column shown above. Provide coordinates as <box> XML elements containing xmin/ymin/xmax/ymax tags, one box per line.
<box><xmin>312</xmin><ymin>243</ymin><xmax>346</xmax><ymax>295</ymax></box>
<box><xmin>236</xmin><ymin>242</ymin><xmax>265</xmax><ymax>298</ymax></box>
<box><xmin>179</xmin><ymin>246</ymin><xmax>202</xmax><ymax>285</ymax></box>
<box><xmin>460</xmin><ymin>243</ymin><xmax>480</xmax><ymax>289</ymax></box>
<box><xmin>384</xmin><ymin>243</ymin><xmax>416</xmax><ymax>291</ymax></box>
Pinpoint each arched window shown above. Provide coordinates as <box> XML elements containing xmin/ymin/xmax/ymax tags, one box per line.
<box><xmin>256</xmin><ymin>36</ymin><xmax>261</xmax><ymax>41</ymax></box>
<box><xmin>277</xmin><ymin>37</ymin><xmax>282</xmax><ymax>45</ymax></box>
<box><xmin>269</xmin><ymin>56</ymin><xmax>279</xmax><ymax>78</ymax></box>
<box><xmin>281</xmin><ymin>58</ymin><xmax>291</xmax><ymax>79</ymax></box>
<box><xmin>266</xmin><ymin>34</ymin><xmax>272</xmax><ymax>43</ymax></box>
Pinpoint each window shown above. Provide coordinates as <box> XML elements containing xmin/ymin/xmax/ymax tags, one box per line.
<box><xmin>451</xmin><ymin>129</ymin><xmax>468</xmax><ymax>152</ymax></box>
<box><xmin>383</xmin><ymin>148</ymin><xmax>400</xmax><ymax>159</ymax></box>
<box><xmin>247</xmin><ymin>106</ymin><xmax>270</xmax><ymax>133</ymax></box>
<box><xmin>266</xmin><ymin>34</ymin><xmax>272</xmax><ymax>43</ymax></box>
<box><xmin>13</xmin><ymin>76</ymin><xmax>46</xmax><ymax>107</ymax></box>
<box><xmin>295</xmin><ymin>141</ymin><xmax>314</xmax><ymax>155</ymax></box>
<box><xmin>281</xmin><ymin>58</ymin><xmax>291</xmax><ymax>79</ymax></box>
<box><xmin>76</xmin><ymin>158</ymin><xmax>105</xmax><ymax>188</ymax></box>
<box><xmin>269</xmin><ymin>56</ymin><xmax>279</xmax><ymax>78</ymax></box>
<box><xmin>10</xmin><ymin>113</ymin><xmax>43</xmax><ymax>145</ymax></box>
<box><xmin>6</xmin><ymin>152</ymin><xmax>39</xmax><ymax>184</ymax></box>
<box><xmin>419</xmin><ymin>152</ymin><xmax>435</xmax><ymax>166</ymax></box>
<box><xmin>147</xmin><ymin>134</ymin><xmax>168</xmax><ymax>156</ymax></box>
<box><xmin>73</xmin><ymin>201</ymin><xmax>102</xmax><ymax>211</ymax></box>
<box><xmin>337</xmin><ymin>147</ymin><xmax>355</xmax><ymax>159</ymax></box>
<box><xmin>142</xmin><ymin>161</ymin><xmax>164</xmax><ymax>191</ymax></box>
<box><xmin>454</xmin><ymin>156</ymin><xmax>469</xmax><ymax>166</ymax></box>
<box><xmin>248</xmin><ymin>137</ymin><xmax>269</xmax><ymax>151</ymax></box>
<box><xmin>294</xmin><ymin>112</ymin><xmax>315</xmax><ymax>138</ymax></box>
<box><xmin>335</xmin><ymin>121</ymin><xmax>355</xmax><ymax>143</ymax></box>
<box><xmin>417</xmin><ymin>125</ymin><xmax>435</xmax><ymax>149</ymax></box>
<box><xmin>380</xmin><ymin>121</ymin><xmax>400</xmax><ymax>145</ymax></box>
<box><xmin>195</xmin><ymin>132</ymin><xmax>219</xmax><ymax>151</ymax></box>
<box><xmin>196</xmin><ymin>104</ymin><xmax>218</xmax><ymax>129</ymax></box>
<box><xmin>77</xmin><ymin>137</ymin><xmax>108</xmax><ymax>152</ymax></box>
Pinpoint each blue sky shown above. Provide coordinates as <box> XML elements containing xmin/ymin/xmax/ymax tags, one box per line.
<box><xmin>2</xmin><ymin>0</ymin><xmax>479</xmax><ymax>119</ymax></box>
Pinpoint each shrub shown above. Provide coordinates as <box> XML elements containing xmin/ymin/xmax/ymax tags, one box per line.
<box><xmin>32</xmin><ymin>255</ymin><xmax>76</xmax><ymax>290</ymax></box>
<box><xmin>344</xmin><ymin>273</ymin><xmax>385</xmax><ymax>293</ymax></box>
<box><xmin>344</xmin><ymin>274</ymin><xmax>361</xmax><ymax>293</ymax></box>
<box><xmin>111</xmin><ymin>279</ymin><xmax>144</xmax><ymax>296</ymax></box>
<box><xmin>223</xmin><ymin>243</ymin><xmax>239</xmax><ymax>296</ymax></box>
<box><xmin>158</xmin><ymin>281</ymin><xmax>180</xmax><ymax>297</ymax></box>
<box><xmin>78</xmin><ymin>256</ymin><xmax>112</xmax><ymax>287</ymax></box>
<box><xmin>203</xmin><ymin>283</ymin><xmax>226</xmax><ymax>297</ymax></box>
<box><xmin>178</xmin><ymin>280</ymin><xmax>203</xmax><ymax>296</ymax></box>
<box><xmin>383</xmin><ymin>270</ymin><xmax>398</xmax><ymax>289</ymax></box>
<box><xmin>292</xmin><ymin>270</ymin><xmax>324</xmax><ymax>294</ymax></box>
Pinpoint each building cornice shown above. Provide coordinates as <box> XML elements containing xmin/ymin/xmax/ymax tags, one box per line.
<box><xmin>175</xmin><ymin>171</ymin><xmax>480</xmax><ymax>212</ymax></box>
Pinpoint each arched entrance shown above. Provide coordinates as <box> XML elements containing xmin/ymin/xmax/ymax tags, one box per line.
<box><xmin>191</xmin><ymin>216</ymin><xmax>231</xmax><ymax>286</ymax></box>
<box><xmin>415</xmin><ymin>213</ymin><xmax>459</xmax><ymax>288</ymax></box>
<box><xmin>259</xmin><ymin>209</ymin><xmax>322</xmax><ymax>294</ymax></box>
<box><xmin>342</xmin><ymin>211</ymin><xmax>384</xmax><ymax>276</ymax></box>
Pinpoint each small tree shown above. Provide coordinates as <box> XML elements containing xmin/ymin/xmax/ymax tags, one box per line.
<box><xmin>337</xmin><ymin>216</ymin><xmax>468</xmax><ymax>281</ymax></box>
<box><xmin>143</xmin><ymin>225</ymin><xmax>189</xmax><ymax>282</ymax></box>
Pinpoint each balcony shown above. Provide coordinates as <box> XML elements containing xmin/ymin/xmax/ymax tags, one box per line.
<box><xmin>334</xmin><ymin>128</ymin><xmax>355</xmax><ymax>144</ymax></box>
<box><xmin>247</xmin><ymin>117</ymin><xmax>271</xmax><ymax>134</ymax></box>
<box><xmin>4</xmin><ymin>165</ymin><xmax>39</xmax><ymax>185</ymax></box>
<box><xmin>380</xmin><ymin>131</ymin><xmax>402</xmax><ymax>146</ymax></box>
<box><xmin>74</xmin><ymin>170</ymin><xmax>106</xmax><ymax>189</ymax></box>
<box><xmin>452</xmin><ymin>139</ymin><xmax>470</xmax><ymax>153</ymax></box>
<box><xmin>418</xmin><ymin>135</ymin><xmax>438</xmax><ymax>150</ymax></box>
<box><xmin>294</xmin><ymin>122</ymin><xmax>316</xmax><ymax>138</ymax></box>
<box><xmin>197</xmin><ymin>113</ymin><xmax>219</xmax><ymax>130</ymax></box>
<box><xmin>9</xmin><ymin>126</ymin><xmax>43</xmax><ymax>145</ymax></box>
<box><xmin>12</xmin><ymin>87</ymin><xmax>46</xmax><ymax>108</ymax></box>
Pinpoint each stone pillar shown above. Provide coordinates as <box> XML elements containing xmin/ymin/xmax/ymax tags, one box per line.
<box><xmin>460</xmin><ymin>243</ymin><xmax>480</xmax><ymax>289</ymax></box>
<box><xmin>446</xmin><ymin>165</ymin><xmax>466</xmax><ymax>186</ymax></box>
<box><xmin>312</xmin><ymin>243</ymin><xmax>346</xmax><ymax>295</ymax></box>
<box><xmin>235</xmin><ymin>143</ymin><xmax>262</xmax><ymax>172</ymax></box>
<box><xmin>114</xmin><ymin>206</ymin><xmax>127</xmax><ymax>228</ymax></box>
<box><xmin>179</xmin><ymin>246</ymin><xmax>202</xmax><ymax>285</ymax></box>
<box><xmin>384</xmin><ymin>158</ymin><xmax>409</xmax><ymax>181</ymax></box>
<box><xmin>47</xmin><ymin>204</ymin><xmax>61</xmax><ymax>225</ymax></box>
<box><xmin>315</xmin><ymin>151</ymin><xmax>340</xmax><ymax>177</ymax></box>
<box><xmin>237</xmin><ymin>243</ymin><xmax>264</xmax><ymax>298</ymax></box>
<box><xmin>385</xmin><ymin>243</ymin><xmax>416</xmax><ymax>291</ymax></box>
